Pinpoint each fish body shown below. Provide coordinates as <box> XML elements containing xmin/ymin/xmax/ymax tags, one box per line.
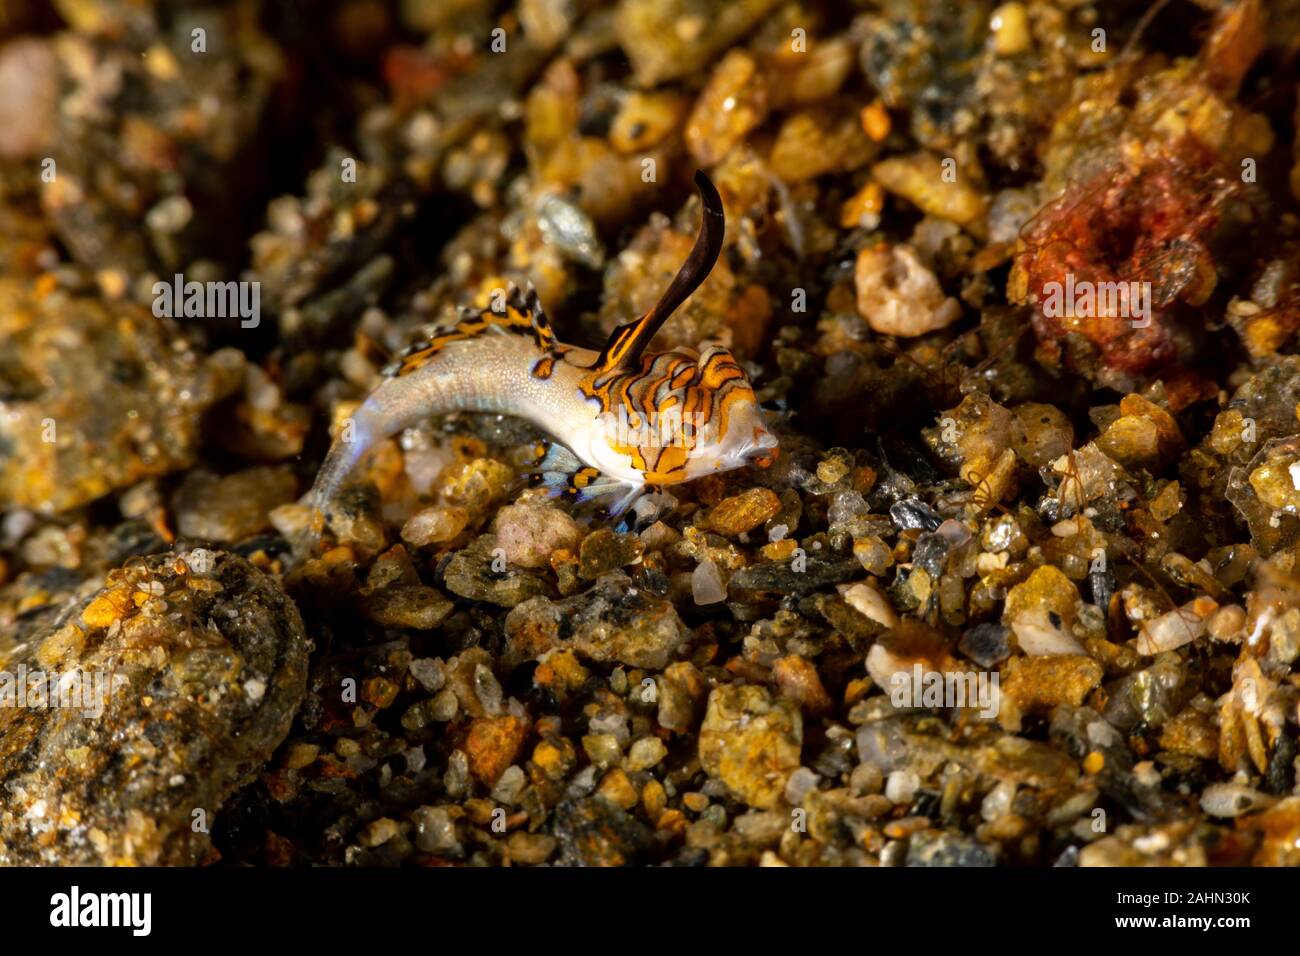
<box><xmin>308</xmin><ymin>171</ymin><xmax>778</xmax><ymax>524</ymax></box>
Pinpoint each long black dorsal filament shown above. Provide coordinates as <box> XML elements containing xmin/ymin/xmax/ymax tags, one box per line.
<box><xmin>595</xmin><ymin>169</ymin><xmax>726</xmax><ymax>371</ymax></box>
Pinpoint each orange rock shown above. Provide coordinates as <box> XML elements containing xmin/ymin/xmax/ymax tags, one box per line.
<box><xmin>772</xmin><ymin>655</ymin><xmax>833</xmax><ymax>716</ymax></box>
<box><xmin>705</xmin><ymin>487</ymin><xmax>781</xmax><ymax>536</ymax></box>
<box><xmin>81</xmin><ymin>586</ymin><xmax>133</xmax><ymax>630</ymax></box>
<box><xmin>465</xmin><ymin>714</ymin><xmax>531</xmax><ymax>786</ymax></box>
<box><xmin>596</xmin><ymin>768</ymin><xmax>639</xmax><ymax>810</ymax></box>
<box><xmin>860</xmin><ymin>100</ymin><xmax>891</xmax><ymax>142</ymax></box>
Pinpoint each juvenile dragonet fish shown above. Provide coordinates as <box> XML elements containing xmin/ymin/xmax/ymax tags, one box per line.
<box><xmin>307</xmin><ymin>170</ymin><xmax>780</xmax><ymax>527</ymax></box>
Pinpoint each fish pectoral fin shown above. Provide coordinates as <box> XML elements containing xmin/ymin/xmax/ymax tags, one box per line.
<box><xmin>529</xmin><ymin>455</ymin><xmax>645</xmax><ymax>518</ymax></box>
<box><xmin>528</xmin><ymin>440</ymin><xmax>584</xmax><ymax>475</ymax></box>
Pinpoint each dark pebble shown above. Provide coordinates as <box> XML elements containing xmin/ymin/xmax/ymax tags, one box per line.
<box><xmin>959</xmin><ymin>622</ymin><xmax>1012</xmax><ymax>668</ymax></box>
<box><xmin>890</xmin><ymin>499</ymin><xmax>943</xmax><ymax>532</ymax></box>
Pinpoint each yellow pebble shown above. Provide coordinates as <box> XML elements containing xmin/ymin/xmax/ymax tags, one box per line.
<box><xmin>597</xmin><ymin>768</ymin><xmax>639</xmax><ymax>810</ymax></box>
<box><xmin>839</xmin><ymin>180</ymin><xmax>885</xmax><ymax>229</ymax></box>
<box><xmin>990</xmin><ymin>3</ymin><xmax>1031</xmax><ymax>57</ymax></box>
<box><xmin>81</xmin><ymin>589</ymin><xmax>130</xmax><ymax>629</ymax></box>
<box><xmin>761</xmin><ymin>538</ymin><xmax>798</xmax><ymax>562</ymax></box>
<box><xmin>859</xmin><ymin>100</ymin><xmax>891</xmax><ymax>142</ymax></box>
<box><xmin>1083</xmin><ymin>750</ymin><xmax>1105</xmax><ymax>774</ymax></box>
<box><xmin>643</xmin><ymin>779</ymin><xmax>668</xmax><ymax>822</ymax></box>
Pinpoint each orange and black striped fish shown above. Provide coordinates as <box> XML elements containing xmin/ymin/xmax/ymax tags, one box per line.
<box><xmin>308</xmin><ymin>170</ymin><xmax>779</xmax><ymax>526</ymax></box>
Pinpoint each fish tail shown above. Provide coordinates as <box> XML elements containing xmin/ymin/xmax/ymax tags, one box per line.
<box><xmin>303</xmin><ymin>407</ymin><xmax>377</xmax><ymax>545</ymax></box>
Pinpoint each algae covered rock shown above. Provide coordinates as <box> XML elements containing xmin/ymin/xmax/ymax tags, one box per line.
<box><xmin>0</xmin><ymin>279</ymin><xmax>235</xmax><ymax>513</ymax></box>
<box><xmin>0</xmin><ymin>550</ymin><xmax>309</xmax><ymax>865</ymax></box>
<box><xmin>505</xmin><ymin>571</ymin><xmax>688</xmax><ymax>669</ymax></box>
<box><xmin>698</xmin><ymin>683</ymin><xmax>802</xmax><ymax>809</ymax></box>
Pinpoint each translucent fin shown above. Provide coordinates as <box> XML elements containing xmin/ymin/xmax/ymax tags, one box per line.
<box><xmin>527</xmin><ymin>443</ymin><xmax>645</xmax><ymax>518</ymax></box>
<box><xmin>531</xmin><ymin>441</ymin><xmax>584</xmax><ymax>475</ymax></box>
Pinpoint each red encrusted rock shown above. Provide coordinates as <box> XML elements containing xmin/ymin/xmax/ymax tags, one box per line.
<box><xmin>1012</xmin><ymin>139</ymin><xmax>1238</xmax><ymax>376</ymax></box>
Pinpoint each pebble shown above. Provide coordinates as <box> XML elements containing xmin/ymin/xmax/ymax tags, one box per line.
<box><xmin>579</xmin><ymin>529</ymin><xmax>644</xmax><ymax>578</ymax></box>
<box><xmin>464</xmin><ymin>714</ymin><xmax>531</xmax><ymax>786</ymax></box>
<box><xmin>0</xmin><ymin>280</ymin><xmax>231</xmax><ymax>513</ymax></box>
<box><xmin>783</xmin><ymin>767</ymin><xmax>820</xmax><ymax>805</ymax></box>
<box><xmin>698</xmin><ymin>685</ymin><xmax>803</xmax><ymax>809</ymax></box>
<box><xmin>506</xmin><ymin>831</ymin><xmax>557</xmax><ymax>864</ymax></box>
<box><xmin>958</xmin><ymin>622</ymin><xmax>1012</xmax><ymax>668</ymax></box>
<box><xmin>0</xmin><ymin>38</ymin><xmax>58</xmax><ymax>158</ymax></box>
<box><xmin>626</xmin><ymin>737</ymin><xmax>668</xmax><ymax>771</ymax></box>
<box><xmin>492</xmin><ymin>501</ymin><xmax>581</xmax><ymax>568</ymax></box>
<box><xmin>871</xmin><ymin>152</ymin><xmax>987</xmax><ymax>234</ymax></box>
<box><xmin>999</xmin><ymin>656</ymin><xmax>1102</xmax><ymax>732</ymax></box>
<box><xmin>505</xmin><ymin>572</ymin><xmax>688</xmax><ymax>669</ymax></box>
<box><xmin>401</xmin><ymin>506</ymin><xmax>470</xmax><ymax>547</ymax></box>
<box><xmin>885</xmin><ymin>770</ymin><xmax>921</xmax><ymax>805</ymax></box>
<box><xmin>0</xmin><ymin>552</ymin><xmax>308</xmax><ymax>864</ymax></box>
<box><xmin>890</xmin><ymin>498</ymin><xmax>943</xmax><ymax>532</ymax></box>
<box><xmin>428</xmin><ymin>689</ymin><xmax>459</xmax><ymax>722</ymax></box>
<box><xmin>1206</xmin><ymin>604</ymin><xmax>1245</xmax><ymax>641</ymax></box>
<box><xmin>597</xmin><ymin>768</ymin><xmax>640</xmax><ymax>810</ymax></box>
<box><xmin>582</xmin><ymin>734</ymin><xmax>624</xmax><ymax>769</ymax></box>
<box><xmin>1200</xmin><ymin>782</ymin><xmax>1275</xmax><ymax>818</ymax></box>
<box><xmin>412</xmin><ymin>806</ymin><xmax>462</xmax><ymax>856</ymax></box>
<box><xmin>840</xmin><ymin>581</ymin><xmax>900</xmax><ymax>629</ymax></box>
<box><xmin>443</xmin><ymin>535</ymin><xmax>552</xmax><ymax>607</ymax></box>
<box><xmin>492</xmin><ymin>765</ymin><xmax>528</xmax><ymax>804</ymax></box>
<box><xmin>728</xmin><ymin>554</ymin><xmax>861</xmax><ymax>595</ymax></box>
<box><xmin>705</xmin><ymin>488</ymin><xmax>782</xmax><ymax>537</ymax></box>
<box><xmin>359</xmin><ymin>546</ymin><xmax>453</xmax><ymax>630</ymax></box>
<box><xmin>855</xmin><ymin>244</ymin><xmax>963</xmax><ymax>338</ymax></box>
<box><xmin>359</xmin><ymin>817</ymin><xmax>400</xmax><ymax>848</ymax></box>
<box><xmin>1003</xmin><ymin>566</ymin><xmax>1086</xmax><ymax>655</ymax></box>
<box><xmin>615</xmin><ymin>0</ymin><xmax>781</xmax><ymax>87</ymax></box>
<box><xmin>553</xmin><ymin>797</ymin><xmax>651</xmax><ymax>867</ymax></box>
<box><xmin>1135</xmin><ymin>600</ymin><xmax>1214</xmax><ymax>655</ymax></box>
<box><xmin>989</xmin><ymin>3</ymin><xmax>1032</xmax><ymax>57</ymax></box>
<box><xmin>853</xmin><ymin>535</ymin><xmax>894</xmax><ymax>575</ymax></box>
<box><xmin>408</xmin><ymin>657</ymin><xmax>446</xmax><ymax>693</ymax></box>
<box><xmin>905</xmin><ymin>831</ymin><xmax>996</xmax><ymax>867</ymax></box>
<box><xmin>980</xmin><ymin>781</ymin><xmax>1017</xmax><ymax>821</ymax></box>
<box><xmin>657</xmin><ymin>662</ymin><xmax>707</xmax><ymax>732</ymax></box>
<box><xmin>692</xmin><ymin>558</ymin><xmax>727</xmax><ymax>605</ymax></box>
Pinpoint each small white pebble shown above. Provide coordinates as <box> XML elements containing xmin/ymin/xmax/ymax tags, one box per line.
<box><xmin>784</xmin><ymin>767</ymin><xmax>819</xmax><ymax>805</ymax></box>
<box><xmin>1201</xmin><ymin>782</ymin><xmax>1274</xmax><ymax>818</ymax></box>
<box><xmin>980</xmin><ymin>780</ymin><xmax>1016</xmax><ymax>821</ymax></box>
<box><xmin>840</xmin><ymin>582</ymin><xmax>899</xmax><ymax>629</ymax></box>
<box><xmin>692</xmin><ymin>559</ymin><xmax>726</xmax><ymax>605</ymax></box>
<box><xmin>626</xmin><ymin>737</ymin><xmax>668</xmax><ymax>771</ymax></box>
<box><xmin>1132</xmin><ymin>760</ymin><xmax>1160</xmax><ymax>788</ymax></box>
<box><xmin>885</xmin><ymin>770</ymin><xmax>920</xmax><ymax>805</ymax></box>
<box><xmin>491</xmin><ymin>765</ymin><xmax>527</xmax><ymax>804</ymax></box>
<box><xmin>185</xmin><ymin>548</ymin><xmax>215</xmax><ymax>574</ymax></box>
<box><xmin>1086</xmin><ymin>719</ymin><xmax>1121</xmax><ymax>748</ymax></box>
<box><xmin>404</xmin><ymin>746</ymin><xmax>426</xmax><ymax>774</ymax></box>
<box><xmin>1050</xmin><ymin>518</ymin><xmax>1081</xmax><ymax>537</ymax></box>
